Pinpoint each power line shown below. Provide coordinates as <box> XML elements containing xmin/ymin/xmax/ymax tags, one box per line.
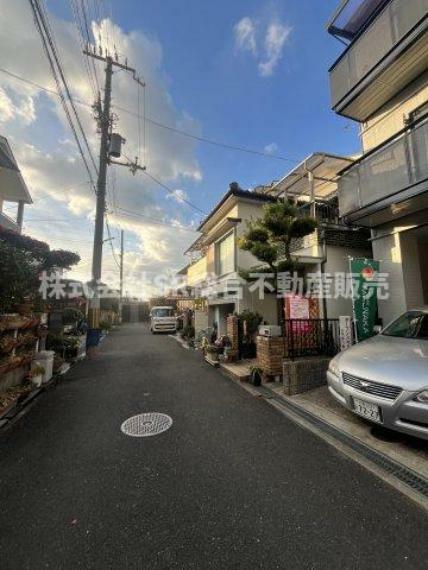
<box><xmin>0</xmin><ymin>66</ymin><xmax>299</xmax><ymax>165</ymax></box>
<box><xmin>110</xmin><ymin>205</ymin><xmax>199</xmax><ymax>233</ymax></box>
<box><xmin>142</xmin><ymin>169</ymin><xmax>207</xmax><ymax>215</ymax></box>
<box><xmin>28</xmin><ymin>0</ymin><xmax>98</xmax><ymax>191</ymax></box>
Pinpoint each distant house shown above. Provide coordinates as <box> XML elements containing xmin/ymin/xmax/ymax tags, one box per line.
<box><xmin>184</xmin><ymin>183</ymin><xmax>280</xmax><ymax>336</ymax></box>
<box><xmin>0</xmin><ymin>136</ymin><xmax>32</xmax><ymax>233</ymax></box>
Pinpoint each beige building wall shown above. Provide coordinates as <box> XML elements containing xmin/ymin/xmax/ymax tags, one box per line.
<box><xmin>361</xmin><ymin>70</ymin><xmax>428</xmax><ymax>152</ymax></box>
<box><xmin>236</xmin><ymin>201</ymin><xmax>270</xmax><ymax>272</ymax></box>
<box><xmin>400</xmin><ymin>232</ymin><xmax>425</xmax><ymax>310</ymax></box>
<box><xmin>324</xmin><ymin>245</ymin><xmax>372</xmax><ymax>320</ymax></box>
<box><xmin>187</xmin><ymin>256</ymin><xmax>208</xmax><ymax>286</ymax></box>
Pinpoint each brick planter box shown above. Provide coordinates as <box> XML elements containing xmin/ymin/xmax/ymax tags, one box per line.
<box><xmin>256</xmin><ymin>336</ymin><xmax>286</xmax><ymax>379</ymax></box>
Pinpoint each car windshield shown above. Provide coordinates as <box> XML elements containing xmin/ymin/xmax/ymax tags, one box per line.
<box><xmin>382</xmin><ymin>311</ymin><xmax>428</xmax><ymax>339</ymax></box>
<box><xmin>152</xmin><ymin>308</ymin><xmax>174</xmax><ymax>318</ymax></box>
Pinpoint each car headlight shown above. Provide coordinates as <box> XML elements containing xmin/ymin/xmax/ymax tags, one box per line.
<box><xmin>415</xmin><ymin>390</ymin><xmax>428</xmax><ymax>404</ymax></box>
<box><xmin>328</xmin><ymin>359</ymin><xmax>340</xmax><ymax>379</ymax></box>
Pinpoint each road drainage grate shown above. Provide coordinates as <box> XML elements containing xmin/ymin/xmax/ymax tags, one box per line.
<box><xmin>121</xmin><ymin>413</ymin><xmax>173</xmax><ymax>438</ymax></box>
<box><xmin>258</xmin><ymin>386</ymin><xmax>428</xmax><ymax>500</ymax></box>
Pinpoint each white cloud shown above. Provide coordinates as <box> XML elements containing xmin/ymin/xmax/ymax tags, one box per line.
<box><xmin>258</xmin><ymin>22</ymin><xmax>291</xmax><ymax>77</ymax></box>
<box><xmin>264</xmin><ymin>142</ymin><xmax>279</xmax><ymax>154</ymax></box>
<box><xmin>166</xmin><ymin>188</ymin><xmax>189</xmax><ymax>203</ymax></box>
<box><xmin>233</xmin><ymin>15</ymin><xmax>291</xmax><ymax>77</ymax></box>
<box><xmin>0</xmin><ymin>0</ymin><xmax>203</xmax><ymax>297</ymax></box>
<box><xmin>234</xmin><ymin>17</ymin><xmax>257</xmax><ymax>56</ymax></box>
<box><xmin>0</xmin><ymin>87</ymin><xmax>36</xmax><ymax>125</ymax></box>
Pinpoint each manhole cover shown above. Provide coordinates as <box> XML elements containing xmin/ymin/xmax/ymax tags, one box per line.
<box><xmin>121</xmin><ymin>413</ymin><xmax>173</xmax><ymax>438</ymax></box>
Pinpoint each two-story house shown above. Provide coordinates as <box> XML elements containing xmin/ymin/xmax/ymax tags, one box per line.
<box><xmin>184</xmin><ymin>184</ymin><xmax>279</xmax><ymax>336</ymax></box>
<box><xmin>0</xmin><ymin>135</ymin><xmax>32</xmax><ymax>233</ymax></box>
<box><xmin>327</xmin><ymin>0</ymin><xmax>428</xmax><ymax>324</ymax></box>
<box><xmin>261</xmin><ymin>152</ymin><xmax>373</xmax><ymax>319</ymax></box>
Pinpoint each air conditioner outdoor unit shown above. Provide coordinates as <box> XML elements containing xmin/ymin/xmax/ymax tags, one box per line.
<box><xmin>258</xmin><ymin>325</ymin><xmax>282</xmax><ymax>337</ymax></box>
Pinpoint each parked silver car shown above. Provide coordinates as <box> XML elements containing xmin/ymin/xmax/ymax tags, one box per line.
<box><xmin>327</xmin><ymin>308</ymin><xmax>428</xmax><ymax>440</ymax></box>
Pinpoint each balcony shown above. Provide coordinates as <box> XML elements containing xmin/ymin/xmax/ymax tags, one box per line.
<box><xmin>329</xmin><ymin>0</ymin><xmax>428</xmax><ymax>121</ymax></box>
<box><xmin>187</xmin><ymin>256</ymin><xmax>208</xmax><ymax>287</ymax></box>
<box><xmin>338</xmin><ymin>116</ymin><xmax>428</xmax><ymax>226</ymax></box>
<box><xmin>0</xmin><ymin>210</ymin><xmax>20</xmax><ymax>232</ymax></box>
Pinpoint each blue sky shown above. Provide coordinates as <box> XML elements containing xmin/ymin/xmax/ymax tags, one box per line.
<box><xmin>1</xmin><ymin>0</ymin><xmax>360</xmax><ymax>297</ymax></box>
<box><xmin>46</xmin><ymin>0</ymin><xmax>358</xmax><ymax>213</ymax></box>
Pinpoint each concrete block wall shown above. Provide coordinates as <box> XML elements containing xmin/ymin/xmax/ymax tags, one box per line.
<box><xmin>283</xmin><ymin>357</ymin><xmax>330</xmax><ymax>396</ymax></box>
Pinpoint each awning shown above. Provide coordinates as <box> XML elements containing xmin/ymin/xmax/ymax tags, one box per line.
<box><xmin>265</xmin><ymin>152</ymin><xmax>355</xmax><ymax>201</ymax></box>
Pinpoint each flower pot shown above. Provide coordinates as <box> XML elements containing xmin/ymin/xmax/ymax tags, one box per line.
<box><xmin>16</xmin><ymin>303</ymin><xmax>34</xmax><ymax>316</ymax></box>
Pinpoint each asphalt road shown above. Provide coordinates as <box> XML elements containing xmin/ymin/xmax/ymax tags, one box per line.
<box><xmin>1</xmin><ymin>323</ymin><xmax>427</xmax><ymax>569</ymax></box>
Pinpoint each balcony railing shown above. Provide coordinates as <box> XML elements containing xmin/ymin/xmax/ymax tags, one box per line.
<box><xmin>338</xmin><ymin>117</ymin><xmax>428</xmax><ymax>217</ymax></box>
<box><xmin>0</xmin><ymin>210</ymin><xmax>20</xmax><ymax>232</ymax></box>
<box><xmin>330</xmin><ymin>0</ymin><xmax>428</xmax><ymax>113</ymax></box>
<box><xmin>298</xmin><ymin>201</ymin><xmax>340</xmax><ymax>225</ymax></box>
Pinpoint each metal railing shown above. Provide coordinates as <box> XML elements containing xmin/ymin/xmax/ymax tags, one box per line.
<box><xmin>338</xmin><ymin>117</ymin><xmax>428</xmax><ymax>217</ymax></box>
<box><xmin>282</xmin><ymin>319</ymin><xmax>341</xmax><ymax>360</ymax></box>
<box><xmin>330</xmin><ymin>0</ymin><xmax>427</xmax><ymax>108</ymax></box>
<box><xmin>298</xmin><ymin>201</ymin><xmax>340</xmax><ymax>225</ymax></box>
<box><xmin>0</xmin><ymin>210</ymin><xmax>20</xmax><ymax>232</ymax></box>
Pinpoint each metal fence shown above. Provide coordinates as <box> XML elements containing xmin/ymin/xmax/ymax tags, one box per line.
<box><xmin>282</xmin><ymin>319</ymin><xmax>341</xmax><ymax>360</ymax></box>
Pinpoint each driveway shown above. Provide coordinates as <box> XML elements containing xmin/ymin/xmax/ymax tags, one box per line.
<box><xmin>0</xmin><ymin>323</ymin><xmax>427</xmax><ymax>569</ymax></box>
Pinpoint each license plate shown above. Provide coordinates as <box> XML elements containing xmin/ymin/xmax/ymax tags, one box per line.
<box><xmin>353</xmin><ymin>397</ymin><xmax>382</xmax><ymax>423</ymax></box>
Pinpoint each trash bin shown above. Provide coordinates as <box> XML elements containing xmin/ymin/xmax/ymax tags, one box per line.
<box><xmin>33</xmin><ymin>350</ymin><xmax>55</xmax><ymax>384</ymax></box>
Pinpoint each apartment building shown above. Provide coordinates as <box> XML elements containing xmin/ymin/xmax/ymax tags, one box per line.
<box><xmin>184</xmin><ymin>184</ymin><xmax>279</xmax><ymax>336</ymax></box>
<box><xmin>327</xmin><ymin>0</ymin><xmax>428</xmax><ymax>324</ymax></box>
<box><xmin>0</xmin><ymin>136</ymin><xmax>32</xmax><ymax>233</ymax></box>
<box><xmin>261</xmin><ymin>152</ymin><xmax>372</xmax><ymax>319</ymax></box>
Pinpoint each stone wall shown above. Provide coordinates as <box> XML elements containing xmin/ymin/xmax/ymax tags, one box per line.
<box><xmin>283</xmin><ymin>357</ymin><xmax>330</xmax><ymax>395</ymax></box>
<box><xmin>256</xmin><ymin>336</ymin><xmax>286</xmax><ymax>377</ymax></box>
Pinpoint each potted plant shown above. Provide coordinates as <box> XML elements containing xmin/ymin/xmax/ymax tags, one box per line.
<box><xmin>30</xmin><ymin>363</ymin><xmax>45</xmax><ymax>388</ymax></box>
<box><xmin>249</xmin><ymin>365</ymin><xmax>263</xmax><ymax>387</ymax></box>
<box><xmin>99</xmin><ymin>320</ymin><xmax>112</xmax><ymax>334</ymax></box>
<box><xmin>206</xmin><ymin>345</ymin><xmax>220</xmax><ymax>361</ymax></box>
<box><xmin>0</xmin><ymin>334</ymin><xmax>16</xmax><ymax>354</ymax></box>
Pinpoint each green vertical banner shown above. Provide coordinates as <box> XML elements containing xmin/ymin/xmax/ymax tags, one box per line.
<box><xmin>350</xmin><ymin>259</ymin><xmax>380</xmax><ymax>342</ymax></box>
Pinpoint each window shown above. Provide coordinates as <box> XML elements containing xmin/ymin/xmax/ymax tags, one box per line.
<box><xmin>382</xmin><ymin>311</ymin><xmax>428</xmax><ymax>339</ymax></box>
<box><xmin>151</xmin><ymin>308</ymin><xmax>174</xmax><ymax>318</ymax></box>
<box><xmin>216</xmin><ymin>232</ymin><xmax>235</xmax><ymax>276</ymax></box>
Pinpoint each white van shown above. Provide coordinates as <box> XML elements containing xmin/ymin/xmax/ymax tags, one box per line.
<box><xmin>150</xmin><ymin>306</ymin><xmax>177</xmax><ymax>334</ymax></box>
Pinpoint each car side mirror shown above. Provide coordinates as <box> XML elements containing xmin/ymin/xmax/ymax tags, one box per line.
<box><xmin>373</xmin><ymin>325</ymin><xmax>382</xmax><ymax>335</ymax></box>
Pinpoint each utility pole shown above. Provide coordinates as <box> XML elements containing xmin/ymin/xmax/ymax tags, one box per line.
<box><xmin>84</xmin><ymin>47</ymin><xmax>146</xmax><ymax>330</ymax></box>
<box><xmin>89</xmin><ymin>56</ymin><xmax>113</xmax><ymax>328</ymax></box>
<box><xmin>119</xmin><ymin>229</ymin><xmax>124</xmax><ymax>321</ymax></box>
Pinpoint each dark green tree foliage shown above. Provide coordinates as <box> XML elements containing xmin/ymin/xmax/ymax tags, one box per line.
<box><xmin>239</xmin><ymin>201</ymin><xmax>318</xmax><ymax>280</ymax></box>
<box><xmin>0</xmin><ymin>227</ymin><xmax>81</xmax><ymax>311</ymax></box>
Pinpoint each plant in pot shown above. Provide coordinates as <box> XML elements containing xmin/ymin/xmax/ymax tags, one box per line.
<box><xmin>249</xmin><ymin>365</ymin><xmax>263</xmax><ymax>387</ymax></box>
<box><xmin>0</xmin><ymin>334</ymin><xmax>16</xmax><ymax>354</ymax></box>
<box><xmin>206</xmin><ymin>345</ymin><xmax>219</xmax><ymax>361</ymax></box>
<box><xmin>99</xmin><ymin>320</ymin><xmax>112</xmax><ymax>333</ymax></box>
<box><xmin>62</xmin><ymin>307</ymin><xmax>84</xmax><ymax>326</ymax></box>
<box><xmin>30</xmin><ymin>363</ymin><xmax>45</xmax><ymax>388</ymax></box>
